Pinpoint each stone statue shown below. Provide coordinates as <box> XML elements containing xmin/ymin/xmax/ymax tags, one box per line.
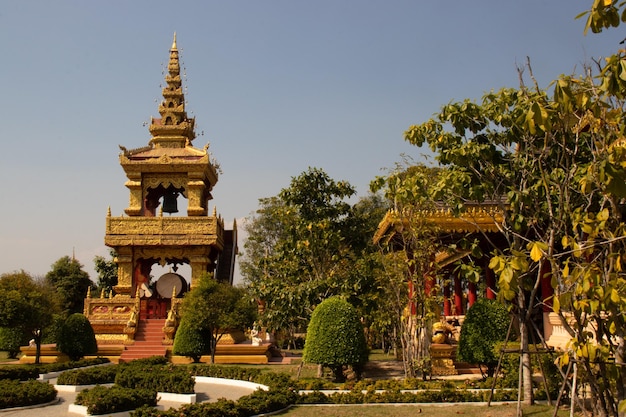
<box><xmin>250</xmin><ymin>324</ymin><xmax>263</xmax><ymax>346</ymax></box>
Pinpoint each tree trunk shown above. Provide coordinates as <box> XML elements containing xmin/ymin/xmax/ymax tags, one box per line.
<box><xmin>209</xmin><ymin>335</ymin><xmax>217</xmax><ymax>364</ymax></box>
<box><xmin>616</xmin><ymin>336</ymin><xmax>626</xmax><ymax>417</ymax></box>
<box><xmin>516</xmin><ymin>289</ymin><xmax>534</xmax><ymax>406</ymax></box>
<box><xmin>34</xmin><ymin>329</ymin><xmax>42</xmax><ymax>365</ymax></box>
<box><xmin>519</xmin><ymin>319</ymin><xmax>534</xmax><ymax>405</ymax></box>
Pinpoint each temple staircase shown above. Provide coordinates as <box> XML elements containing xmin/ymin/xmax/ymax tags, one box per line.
<box><xmin>119</xmin><ymin>319</ymin><xmax>167</xmax><ymax>363</ymax></box>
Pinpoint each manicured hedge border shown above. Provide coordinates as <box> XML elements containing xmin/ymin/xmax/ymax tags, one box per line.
<box><xmin>0</xmin><ymin>358</ymin><xmax>109</xmax><ymax>381</ymax></box>
<box><xmin>57</xmin><ymin>365</ymin><xmax>118</xmax><ymax>385</ymax></box>
<box><xmin>75</xmin><ymin>385</ymin><xmax>156</xmax><ymax>415</ymax></box>
<box><xmin>0</xmin><ymin>380</ymin><xmax>57</xmax><ymax>409</ymax></box>
<box><xmin>115</xmin><ymin>364</ymin><xmax>195</xmax><ymax>394</ymax></box>
<box><xmin>131</xmin><ymin>387</ymin><xmax>298</xmax><ymax>417</ymax></box>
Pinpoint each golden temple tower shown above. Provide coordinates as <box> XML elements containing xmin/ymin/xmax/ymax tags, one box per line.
<box><xmin>101</xmin><ymin>34</ymin><xmax>236</xmax><ymax>320</ymax></box>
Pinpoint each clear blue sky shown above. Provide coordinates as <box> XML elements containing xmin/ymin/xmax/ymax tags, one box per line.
<box><xmin>0</xmin><ymin>1</ymin><xmax>621</xmax><ymax>282</ymax></box>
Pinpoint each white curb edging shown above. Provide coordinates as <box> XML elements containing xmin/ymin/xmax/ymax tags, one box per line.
<box><xmin>157</xmin><ymin>391</ymin><xmax>197</xmax><ymax>403</ymax></box>
<box><xmin>193</xmin><ymin>376</ymin><xmax>269</xmax><ymax>391</ymax></box>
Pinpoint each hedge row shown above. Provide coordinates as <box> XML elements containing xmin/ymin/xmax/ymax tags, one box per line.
<box><xmin>75</xmin><ymin>385</ymin><xmax>157</xmax><ymax>415</ymax></box>
<box><xmin>131</xmin><ymin>387</ymin><xmax>298</xmax><ymax>417</ymax></box>
<box><xmin>126</xmin><ymin>385</ymin><xmax>521</xmax><ymax>417</ymax></box>
<box><xmin>298</xmin><ymin>387</ymin><xmax>519</xmax><ymax>404</ymax></box>
<box><xmin>115</xmin><ymin>364</ymin><xmax>195</xmax><ymax>394</ymax></box>
<box><xmin>0</xmin><ymin>358</ymin><xmax>109</xmax><ymax>381</ymax></box>
<box><xmin>0</xmin><ymin>380</ymin><xmax>57</xmax><ymax>409</ymax></box>
<box><xmin>57</xmin><ymin>365</ymin><xmax>118</xmax><ymax>385</ymax></box>
<box><xmin>187</xmin><ymin>364</ymin><xmax>262</xmax><ymax>382</ymax></box>
<box><xmin>57</xmin><ymin>357</ymin><xmax>173</xmax><ymax>386</ymax></box>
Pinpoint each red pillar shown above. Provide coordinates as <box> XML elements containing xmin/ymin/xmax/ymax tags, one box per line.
<box><xmin>443</xmin><ymin>281</ymin><xmax>451</xmax><ymax>316</ymax></box>
<box><xmin>540</xmin><ymin>262</ymin><xmax>553</xmax><ymax>312</ymax></box>
<box><xmin>485</xmin><ymin>263</ymin><xmax>496</xmax><ymax>300</ymax></box>
<box><xmin>453</xmin><ymin>275</ymin><xmax>464</xmax><ymax>315</ymax></box>
<box><xmin>468</xmin><ymin>282</ymin><xmax>477</xmax><ymax>307</ymax></box>
<box><xmin>425</xmin><ymin>274</ymin><xmax>434</xmax><ymax>297</ymax></box>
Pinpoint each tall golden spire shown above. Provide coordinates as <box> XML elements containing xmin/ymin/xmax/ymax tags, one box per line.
<box><xmin>148</xmin><ymin>33</ymin><xmax>195</xmax><ymax>148</ymax></box>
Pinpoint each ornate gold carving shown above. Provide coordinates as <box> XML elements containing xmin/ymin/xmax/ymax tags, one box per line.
<box><xmin>106</xmin><ymin>216</ymin><xmax>221</xmax><ymax>235</ymax></box>
<box><xmin>143</xmin><ymin>174</ymin><xmax>188</xmax><ymax>192</ymax></box>
<box><xmin>95</xmin><ymin>334</ymin><xmax>126</xmax><ymax>343</ymax></box>
<box><xmin>374</xmin><ymin>204</ymin><xmax>505</xmax><ymax>244</ymax></box>
<box><xmin>430</xmin><ymin>344</ymin><xmax>458</xmax><ymax>376</ymax></box>
<box><xmin>162</xmin><ymin>297</ymin><xmax>182</xmax><ymax>345</ymax></box>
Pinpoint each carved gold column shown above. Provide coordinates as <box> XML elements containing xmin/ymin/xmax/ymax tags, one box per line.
<box><xmin>124</xmin><ymin>171</ymin><xmax>143</xmax><ymax>216</ymax></box>
<box><xmin>187</xmin><ymin>177</ymin><xmax>207</xmax><ymax>216</ymax></box>
<box><xmin>114</xmin><ymin>248</ymin><xmax>134</xmax><ymax>296</ymax></box>
<box><xmin>190</xmin><ymin>255</ymin><xmax>210</xmax><ymax>289</ymax></box>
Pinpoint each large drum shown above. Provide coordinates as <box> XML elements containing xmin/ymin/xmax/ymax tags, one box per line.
<box><xmin>156</xmin><ymin>272</ymin><xmax>187</xmax><ymax>298</ymax></box>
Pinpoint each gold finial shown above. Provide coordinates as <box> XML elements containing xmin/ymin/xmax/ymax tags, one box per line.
<box><xmin>100</xmin><ymin>289</ymin><xmax>105</xmax><ymax>299</ymax></box>
<box><xmin>171</xmin><ymin>32</ymin><xmax>177</xmax><ymax>50</ymax></box>
<box><xmin>107</xmin><ymin>206</ymin><xmax>111</xmax><ymax>217</ymax></box>
<box><xmin>87</xmin><ymin>287</ymin><xmax>92</xmax><ymax>298</ymax></box>
<box><xmin>172</xmin><ymin>286</ymin><xmax>177</xmax><ymax>299</ymax></box>
<box><xmin>212</xmin><ymin>206</ymin><xmax>217</xmax><ymax>216</ymax></box>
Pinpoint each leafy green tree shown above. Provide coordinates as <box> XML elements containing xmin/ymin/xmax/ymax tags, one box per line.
<box><xmin>303</xmin><ymin>296</ymin><xmax>368</xmax><ymax>382</ymax></box>
<box><xmin>57</xmin><ymin>313</ymin><xmax>98</xmax><ymax>361</ymax></box>
<box><xmin>457</xmin><ymin>298</ymin><xmax>510</xmax><ymax>377</ymax></box>
<box><xmin>175</xmin><ymin>273</ymin><xmax>256</xmax><ymax>363</ymax></box>
<box><xmin>577</xmin><ymin>0</ymin><xmax>626</xmax><ymax>34</ymax></box>
<box><xmin>93</xmin><ymin>249</ymin><xmax>118</xmax><ymax>294</ymax></box>
<box><xmin>46</xmin><ymin>256</ymin><xmax>94</xmax><ymax>316</ymax></box>
<box><xmin>0</xmin><ymin>327</ymin><xmax>25</xmax><ymax>359</ymax></box>
<box><xmin>376</xmin><ymin>59</ymin><xmax>626</xmax><ymax>411</ymax></box>
<box><xmin>241</xmin><ymin>168</ymin><xmax>385</xmax><ymax>347</ymax></box>
<box><xmin>370</xmin><ymin>164</ymin><xmax>446</xmax><ymax>378</ymax></box>
<box><xmin>0</xmin><ymin>271</ymin><xmax>59</xmax><ymax>362</ymax></box>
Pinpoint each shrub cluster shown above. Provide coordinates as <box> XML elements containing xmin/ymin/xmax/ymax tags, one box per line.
<box><xmin>115</xmin><ymin>364</ymin><xmax>195</xmax><ymax>394</ymax></box>
<box><xmin>130</xmin><ymin>388</ymin><xmax>298</xmax><ymax>417</ymax></box>
<box><xmin>494</xmin><ymin>341</ymin><xmax>561</xmax><ymax>399</ymax></box>
<box><xmin>458</xmin><ymin>298</ymin><xmax>510</xmax><ymax>377</ymax></box>
<box><xmin>298</xmin><ymin>387</ymin><xmax>518</xmax><ymax>404</ymax></box>
<box><xmin>0</xmin><ymin>365</ymin><xmax>41</xmax><ymax>381</ymax></box>
<box><xmin>0</xmin><ymin>380</ymin><xmax>57</xmax><ymax>409</ymax></box>
<box><xmin>187</xmin><ymin>364</ymin><xmax>262</xmax><ymax>382</ymax></box>
<box><xmin>75</xmin><ymin>385</ymin><xmax>156</xmax><ymax>415</ymax></box>
<box><xmin>124</xmin><ymin>356</ymin><xmax>169</xmax><ymax>366</ymax></box>
<box><xmin>56</xmin><ymin>365</ymin><xmax>118</xmax><ymax>385</ymax></box>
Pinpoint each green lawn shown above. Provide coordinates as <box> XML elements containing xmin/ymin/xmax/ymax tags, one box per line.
<box><xmin>0</xmin><ymin>351</ymin><xmax>18</xmax><ymax>363</ymax></box>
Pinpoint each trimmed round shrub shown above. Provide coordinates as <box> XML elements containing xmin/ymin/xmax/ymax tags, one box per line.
<box><xmin>57</xmin><ymin>313</ymin><xmax>98</xmax><ymax>361</ymax></box>
<box><xmin>303</xmin><ymin>296</ymin><xmax>368</xmax><ymax>382</ymax></box>
<box><xmin>457</xmin><ymin>298</ymin><xmax>510</xmax><ymax>377</ymax></box>
<box><xmin>172</xmin><ymin>317</ymin><xmax>210</xmax><ymax>363</ymax></box>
